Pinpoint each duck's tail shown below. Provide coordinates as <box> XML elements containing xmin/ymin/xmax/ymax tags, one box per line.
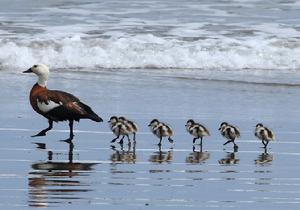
<box><xmin>79</xmin><ymin>102</ymin><xmax>103</xmax><ymax>122</ymax></box>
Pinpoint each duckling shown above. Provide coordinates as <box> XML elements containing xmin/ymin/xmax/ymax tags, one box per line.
<box><xmin>108</xmin><ymin>116</ymin><xmax>130</xmax><ymax>144</ymax></box>
<box><xmin>255</xmin><ymin>123</ymin><xmax>275</xmax><ymax>148</ymax></box>
<box><xmin>219</xmin><ymin>122</ymin><xmax>240</xmax><ymax>149</ymax></box>
<box><xmin>118</xmin><ymin>116</ymin><xmax>138</xmax><ymax>142</ymax></box>
<box><xmin>185</xmin><ymin>119</ymin><xmax>210</xmax><ymax>145</ymax></box>
<box><xmin>148</xmin><ymin>119</ymin><xmax>174</xmax><ymax>146</ymax></box>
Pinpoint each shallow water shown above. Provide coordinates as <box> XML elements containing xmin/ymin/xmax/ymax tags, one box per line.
<box><xmin>1</xmin><ymin>70</ymin><xmax>300</xmax><ymax>209</ymax></box>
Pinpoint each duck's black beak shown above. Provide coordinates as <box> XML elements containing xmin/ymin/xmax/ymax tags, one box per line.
<box><xmin>23</xmin><ymin>68</ymin><xmax>33</xmax><ymax>73</ymax></box>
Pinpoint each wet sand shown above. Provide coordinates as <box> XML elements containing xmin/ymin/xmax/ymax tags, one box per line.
<box><xmin>1</xmin><ymin>69</ymin><xmax>300</xmax><ymax>209</ymax></box>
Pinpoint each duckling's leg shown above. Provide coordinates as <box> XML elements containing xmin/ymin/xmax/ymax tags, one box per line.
<box><xmin>200</xmin><ymin>137</ymin><xmax>203</xmax><ymax>145</ymax></box>
<box><xmin>168</xmin><ymin>137</ymin><xmax>174</xmax><ymax>144</ymax></box>
<box><xmin>158</xmin><ymin>127</ymin><xmax>163</xmax><ymax>146</ymax></box>
<box><xmin>158</xmin><ymin>136</ymin><xmax>162</xmax><ymax>146</ymax></box>
<box><xmin>32</xmin><ymin>120</ymin><xmax>53</xmax><ymax>137</ymax></box>
<box><xmin>223</xmin><ymin>140</ymin><xmax>232</xmax><ymax>146</ymax></box>
<box><xmin>263</xmin><ymin>140</ymin><xmax>269</xmax><ymax>148</ymax></box>
<box><xmin>111</xmin><ymin>136</ymin><xmax>120</xmax><ymax>143</ymax></box>
<box><xmin>193</xmin><ymin>137</ymin><xmax>198</xmax><ymax>144</ymax></box>
<box><xmin>200</xmin><ymin>143</ymin><xmax>203</xmax><ymax>152</ymax></box>
<box><xmin>119</xmin><ymin>136</ymin><xmax>125</xmax><ymax>144</ymax></box>
<box><xmin>126</xmin><ymin>134</ymin><xmax>131</xmax><ymax>144</ymax></box>
<box><xmin>133</xmin><ymin>133</ymin><xmax>136</xmax><ymax>142</ymax></box>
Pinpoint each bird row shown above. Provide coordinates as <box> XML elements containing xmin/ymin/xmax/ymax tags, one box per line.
<box><xmin>108</xmin><ymin>116</ymin><xmax>275</xmax><ymax>149</ymax></box>
<box><xmin>23</xmin><ymin>64</ymin><xmax>275</xmax><ymax>149</ymax></box>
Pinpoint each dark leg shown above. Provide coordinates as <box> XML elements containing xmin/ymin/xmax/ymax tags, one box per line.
<box><xmin>69</xmin><ymin>120</ymin><xmax>74</xmax><ymax>140</ymax></box>
<box><xmin>62</xmin><ymin>120</ymin><xmax>74</xmax><ymax>142</ymax></box>
<box><xmin>193</xmin><ymin>137</ymin><xmax>198</xmax><ymax>144</ymax></box>
<box><xmin>264</xmin><ymin>140</ymin><xmax>269</xmax><ymax>148</ymax></box>
<box><xmin>158</xmin><ymin>127</ymin><xmax>163</xmax><ymax>146</ymax></box>
<box><xmin>32</xmin><ymin>120</ymin><xmax>53</xmax><ymax>137</ymax></box>
<box><xmin>119</xmin><ymin>136</ymin><xmax>125</xmax><ymax>144</ymax></box>
<box><xmin>168</xmin><ymin>137</ymin><xmax>174</xmax><ymax>144</ymax></box>
<box><xmin>126</xmin><ymin>134</ymin><xmax>131</xmax><ymax>144</ymax></box>
<box><xmin>200</xmin><ymin>137</ymin><xmax>203</xmax><ymax>145</ymax></box>
<box><xmin>158</xmin><ymin>136</ymin><xmax>162</xmax><ymax>146</ymax></box>
<box><xmin>68</xmin><ymin>141</ymin><xmax>74</xmax><ymax>164</ymax></box>
<box><xmin>133</xmin><ymin>133</ymin><xmax>136</xmax><ymax>142</ymax></box>
<box><xmin>223</xmin><ymin>140</ymin><xmax>232</xmax><ymax>146</ymax></box>
<box><xmin>111</xmin><ymin>136</ymin><xmax>120</xmax><ymax>143</ymax></box>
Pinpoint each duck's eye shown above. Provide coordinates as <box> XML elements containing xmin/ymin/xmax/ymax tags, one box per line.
<box><xmin>33</xmin><ymin>65</ymin><xmax>37</xmax><ymax>68</ymax></box>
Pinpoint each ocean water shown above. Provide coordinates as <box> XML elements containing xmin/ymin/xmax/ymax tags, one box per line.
<box><xmin>1</xmin><ymin>1</ymin><xmax>300</xmax><ymax>209</ymax></box>
<box><xmin>1</xmin><ymin>71</ymin><xmax>300</xmax><ymax>209</ymax></box>
<box><xmin>1</xmin><ymin>0</ymin><xmax>300</xmax><ymax>83</ymax></box>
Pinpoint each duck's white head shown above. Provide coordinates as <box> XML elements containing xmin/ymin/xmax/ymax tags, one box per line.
<box><xmin>23</xmin><ymin>64</ymin><xmax>50</xmax><ymax>87</ymax></box>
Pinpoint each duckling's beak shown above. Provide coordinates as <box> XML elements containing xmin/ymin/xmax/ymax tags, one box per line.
<box><xmin>218</xmin><ymin>127</ymin><xmax>221</xmax><ymax>130</ymax></box>
<box><xmin>148</xmin><ymin>124</ymin><xmax>151</xmax><ymax>126</ymax></box>
<box><xmin>107</xmin><ymin>120</ymin><xmax>111</xmax><ymax>123</ymax></box>
<box><xmin>23</xmin><ymin>68</ymin><xmax>33</xmax><ymax>73</ymax></box>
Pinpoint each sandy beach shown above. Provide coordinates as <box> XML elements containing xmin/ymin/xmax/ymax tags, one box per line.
<box><xmin>0</xmin><ymin>69</ymin><xmax>300</xmax><ymax>209</ymax></box>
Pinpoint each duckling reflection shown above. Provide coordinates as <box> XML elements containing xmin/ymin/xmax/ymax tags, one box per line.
<box><xmin>110</xmin><ymin>142</ymin><xmax>136</xmax><ymax>164</ymax></box>
<box><xmin>28</xmin><ymin>141</ymin><xmax>97</xmax><ymax>207</ymax></box>
<box><xmin>186</xmin><ymin>145</ymin><xmax>210</xmax><ymax>164</ymax></box>
<box><xmin>255</xmin><ymin>148</ymin><xmax>273</xmax><ymax>165</ymax></box>
<box><xmin>149</xmin><ymin>145</ymin><xmax>173</xmax><ymax>164</ymax></box>
<box><xmin>219</xmin><ymin>152</ymin><xmax>240</xmax><ymax>165</ymax></box>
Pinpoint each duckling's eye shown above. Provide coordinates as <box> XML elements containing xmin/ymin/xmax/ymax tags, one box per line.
<box><xmin>33</xmin><ymin>65</ymin><xmax>37</xmax><ymax>68</ymax></box>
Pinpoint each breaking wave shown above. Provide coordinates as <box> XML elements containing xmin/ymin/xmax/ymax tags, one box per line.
<box><xmin>1</xmin><ymin>34</ymin><xmax>300</xmax><ymax>72</ymax></box>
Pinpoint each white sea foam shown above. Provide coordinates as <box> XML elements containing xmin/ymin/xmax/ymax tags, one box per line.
<box><xmin>0</xmin><ymin>0</ymin><xmax>300</xmax><ymax>84</ymax></box>
<box><xmin>0</xmin><ymin>34</ymin><xmax>300</xmax><ymax>72</ymax></box>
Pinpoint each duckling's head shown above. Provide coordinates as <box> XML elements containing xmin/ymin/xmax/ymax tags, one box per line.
<box><xmin>219</xmin><ymin>122</ymin><xmax>228</xmax><ymax>130</ymax></box>
<box><xmin>148</xmin><ymin>119</ymin><xmax>159</xmax><ymax>128</ymax></box>
<box><xmin>108</xmin><ymin>116</ymin><xmax>118</xmax><ymax>124</ymax></box>
<box><xmin>118</xmin><ymin>116</ymin><xmax>127</xmax><ymax>122</ymax></box>
<box><xmin>23</xmin><ymin>64</ymin><xmax>50</xmax><ymax>87</ymax></box>
<box><xmin>256</xmin><ymin>123</ymin><xmax>264</xmax><ymax>128</ymax></box>
<box><xmin>185</xmin><ymin>119</ymin><xmax>195</xmax><ymax>127</ymax></box>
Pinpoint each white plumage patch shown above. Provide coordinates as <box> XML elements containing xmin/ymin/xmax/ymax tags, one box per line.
<box><xmin>37</xmin><ymin>99</ymin><xmax>62</xmax><ymax>113</ymax></box>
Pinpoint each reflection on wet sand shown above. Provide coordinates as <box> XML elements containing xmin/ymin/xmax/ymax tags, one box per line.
<box><xmin>110</xmin><ymin>142</ymin><xmax>137</xmax><ymax>164</ymax></box>
<box><xmin>28</xmin><ymin>141</ymin><xmax>97</xmax><ymax>207</ymax></box>
<box><xmin>185</xmin><ymin>146</ymin><xmax>210</xmax><ymax>164</ymax></box>
<box><xmin>219</xmin><ymin>152</ymin><xmax>240</xmax><ymax>165</ymax></box>
<box><xmin>149</xmin><ymin>145</ymin><xmax>173</xmax><ymax>164</ymax></box>
<box><xmin>255</xmin><ymin>149</ymin><xmax>274</xmax><ymax>165</ymax></box>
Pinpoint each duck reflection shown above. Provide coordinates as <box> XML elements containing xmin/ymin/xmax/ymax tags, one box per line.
<box><xmin>186</xmin><ymin>145</ymin><xmax>210</xmax><ymax>164</ymax></box>
<box><xmin>219</xmin><ymin>152</ymin><xmax>240</xmax><ymax>165</ymax></box>
<box><xmin>28</xmin><ymin>141</ymin><xmax>97</xmax><ymax>207</ymax></box>
<box><xmin>110</xmin><ymin>142</ymin><xmax>137</xmax><ymax>164</ymax></box>
<box><xmin>255</xmin><ymin>148</ymin><xmax>273</xmax><ymax>165</ymax></box>
<box><xmin>149</xmin><ymin>145</ymin><xmax>173</xmax><ymax>164</ymax></box>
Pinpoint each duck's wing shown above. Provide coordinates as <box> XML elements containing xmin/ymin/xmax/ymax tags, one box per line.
<box><xmin>38</xmin><ymin>90</ymin><xmax>102</xmax><ymax>122</ymax></box>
